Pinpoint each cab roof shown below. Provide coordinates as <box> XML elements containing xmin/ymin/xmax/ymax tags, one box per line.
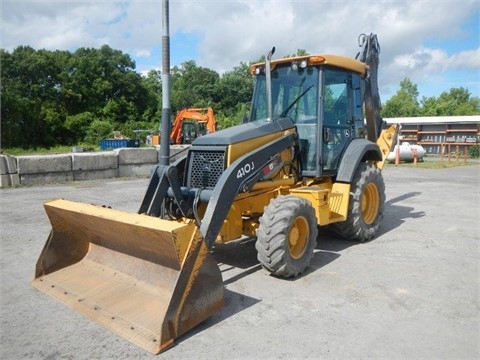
<box><xmin>250</xmin><ymin>54</ymin><xmax>368</xmax><ymax>75</ymax></box>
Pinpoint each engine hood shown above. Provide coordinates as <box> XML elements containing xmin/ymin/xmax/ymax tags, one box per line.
<box><xmin>192</xmin><ymin>117</ymin><xmax>296</xmax><ymax>146</ymax></box>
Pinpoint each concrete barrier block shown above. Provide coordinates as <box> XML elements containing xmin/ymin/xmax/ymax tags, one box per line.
<box><xmin>118</xmin><ymin>164</ymin><xmax>155</xmax><ymax>178</ymax></box>
<box><xmin>0</xmin><ymin>174</ymin><xmax>20</xmax><ymax>188</ymax></box>
<box><xmin>73</xmin><ymin>169</ymin><xmax>118</xmax><ymax>181</ymax></box>
<box><xmin>72</xmin><ymin>152</ymin><xmax>118</xmax><ymax>171</ymax></box>
<box><xmin>17</xmin><ymin>154</ymin><xmax>72</xmax><ymax>174</ymax></box>
<box><xmin>0</xmin><ymin>157</ymin><xmax>7</xmax><ymax>175</ymax></box>
<box><xmin>11</xmin><ymin>174</ymin><xmax>20</xmax><ymax>187</ymax></box>
<box><xmin>0</xmin><ymin>174</ymin><xmax>11</xmax><ymax>187</ymax></box>
<box><xmin>19</xmin><ymin>172</ymin><xmax>73</xmax><ymax>185</ymax></box>
<box><xmin>0</xmin><ymin>155</ymin><xmax>17</xmax><ymax>174</ymax></box>
<box><xmin>116</xmin><ymin>148</ymin><xmax>158</xmax><ymax>165</ymax></box>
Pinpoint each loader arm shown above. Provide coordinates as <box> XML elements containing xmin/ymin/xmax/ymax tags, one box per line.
<box><xmin>140</xmin><ymin>131</ymin><xmax>296</xmax><ymax>248</ymax></box>
<box><xmin>139</xmin><ymin>155</ymin><xmax>189</xmax><ymax>217</ymax></box>
<box><xmin>200</xmin><ymin>132</ymin><xmax>296</xmax><ymax>248</ymax></box>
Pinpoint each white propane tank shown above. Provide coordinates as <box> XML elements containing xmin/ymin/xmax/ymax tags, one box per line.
<box><xmin>386</xmin><ymin>142</ymin><xmax>426</xmax><ymax>163</ymax></box>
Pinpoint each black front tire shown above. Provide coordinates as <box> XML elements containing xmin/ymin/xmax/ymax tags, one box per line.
<box><xmin>331</xmin><ymin>163</ymin><xmax>385</xmax><ymax>242</ymax></box>
<box><xmin>256</xmin><ymin>196</ymin><xmax>318</xmax><ymax>278</ymax></box>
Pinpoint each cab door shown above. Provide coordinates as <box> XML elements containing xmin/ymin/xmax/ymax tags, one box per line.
<box><xmin>321</xmin><ymin>68</ymin><xmax>355</xmax><ymax>172</ymax></box>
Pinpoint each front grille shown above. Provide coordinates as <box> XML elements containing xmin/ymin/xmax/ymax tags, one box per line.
<box><xmin>187</xmin><ymin>149</ymin><xmax>226</xmax><ymax>189</ymax></box>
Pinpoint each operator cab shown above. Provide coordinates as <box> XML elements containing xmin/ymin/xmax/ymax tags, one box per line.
<box><xmin>250</xmin><ymin>55</ymin><xmax>367</xmax><ymax>178</ymax></box>
<box><xmin>180</xmin><ymin>121</ymin><xmax>208</xmax><ymax>144</ymax></box>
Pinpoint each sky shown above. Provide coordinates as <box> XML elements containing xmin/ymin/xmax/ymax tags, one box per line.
<box><xmin>1</xmin><ymin>0</ymin><xmax>479</xmax><ymax>102</ymax></box>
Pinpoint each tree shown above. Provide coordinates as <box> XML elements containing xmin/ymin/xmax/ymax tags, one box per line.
<box><xmin>420</xmin><ymin>87</ymin><xmax>480</xmax><ymax>116</ymax></box>
<box><xmin>383</xmin><ymin>79</ymin><xmax>479</xmax><ymax>118</ymax></box>
<box><xmin>170</xmin><ymin>60</ymin><xmax>220</xmax><ymax>111</ymax></box>
<box><xmin>215</xmin><ymin>62</ymin><xmax>254</xmax><ymax>114</ymax></box>
<box><xmin>64</xmin><ymin>112</ymin><xmax>95</xmax><ymax>144</ymax></box>
<box><xmin>1</xmin><ymin>45</ymin><xmax>158</xmax><ymax>149</ymax></box>
<box><xmin>63</xmin><ymin>45</ymin><xmax>148</xmax><ymax>124</ymax></box>
<box><xmin>141</xmin><ymin>70</ymin><xmax>162</xmax><ymax>123</ymax></box>
<box><xmin>3</xmin><ymin>44</ymin><xmax>477</xmax><ymax>151</ymax></box>
<box><xmin>382</xmin><ymin>78</ymin><xmax>420</xmax><ymax>117</ymax></box>
<box><xmin>216</xmin><ymin>103</ymin><xmax>251</xmax><ymax>129</ymax></box>
<box><xmin>0</xmin><ymin>47</ymin><xmax>67</xmax><ymax>148</ymax></box>
<box><xmin>84</xmin><ymin>119</ymin><xmax>113</xmax><ymax>144</ymax></box>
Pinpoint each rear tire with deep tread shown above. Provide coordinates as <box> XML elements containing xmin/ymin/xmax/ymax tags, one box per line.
<box><xmin>256</xmin><ymin>196</ymin><xmax>318</xmax><ymax>278</ymax></box>
<box><xmin>331</xmin><ymin>163</ymin><xmax>385</xmax><ymax>242</ymax></box>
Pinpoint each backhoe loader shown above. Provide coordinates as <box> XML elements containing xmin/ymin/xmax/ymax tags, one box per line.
<box><xmin>33</xmin><ymin>33</ymin><xmax>397</xmax><ymax>354</ymax></box>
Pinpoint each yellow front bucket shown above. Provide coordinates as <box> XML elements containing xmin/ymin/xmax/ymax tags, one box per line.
<box><xmin>32</xmin><ymin>199</ymin><xmax>224</xmax><ymax>354</ymax></box>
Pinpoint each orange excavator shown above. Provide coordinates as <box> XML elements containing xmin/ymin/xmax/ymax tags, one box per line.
<box><xmin>170</xmin><ymin>107</ymin><xmax>217</xmax><ymax>144</ymax></box>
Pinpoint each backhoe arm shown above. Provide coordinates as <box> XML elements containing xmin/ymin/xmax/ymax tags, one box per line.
<box><xmin>357</xmin><ymin>33</ymin><xmax>383</xmax><ymax>143</ymax></box>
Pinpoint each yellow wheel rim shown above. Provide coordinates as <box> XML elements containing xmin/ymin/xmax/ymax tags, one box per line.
<box><xmin>288</xmin><ymin>216</ymin><xmax>309</xmax><ymax>259</ymax></box>
<box><xmin>362</xmin><ymin>183</ymin><xmax>380</xmax><ymax>225</ymax></box>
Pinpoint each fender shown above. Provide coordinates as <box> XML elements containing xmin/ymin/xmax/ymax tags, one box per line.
<box><xmin>336</xmin><ymin>139</ymin><xmax>381</xmax><ymax>183</ymax></box>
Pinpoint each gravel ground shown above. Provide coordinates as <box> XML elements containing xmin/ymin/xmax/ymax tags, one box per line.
<box><xmin>1</xmin><ymin>164</ymin><xmax>479</xmax><ymax>359</ymax></box>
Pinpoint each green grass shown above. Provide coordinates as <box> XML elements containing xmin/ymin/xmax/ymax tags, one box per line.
<box><xmin>3</xmin><ymin>145</ymin><xmax>99</xmax><ymax>156</ymax></box>
<box><xmin>387</xmin><ymin>157</ymin><xmax>478</xmax><ymax>169</ymax></box>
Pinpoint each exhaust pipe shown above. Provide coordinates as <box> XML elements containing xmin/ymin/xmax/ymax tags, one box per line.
<box><xmin>265</xmin><ymin>46</ymin><xmax>275</xmax><ymax>121</ymax></box>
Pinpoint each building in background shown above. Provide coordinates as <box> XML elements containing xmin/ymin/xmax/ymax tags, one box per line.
<box><xmin>384</xmin><ymin>116</ymin><xmax>479</xmax><ymax>156</ymax></box>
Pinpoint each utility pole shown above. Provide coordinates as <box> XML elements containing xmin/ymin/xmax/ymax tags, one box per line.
<box><xmin>159</xmin><ymin>0</ymin><xmax>171</xmax><ymax>165</ymax></box>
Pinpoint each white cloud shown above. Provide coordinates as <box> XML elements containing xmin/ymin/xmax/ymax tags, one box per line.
<box><xmin>1</xmin><ymin>0</ymin><xmax>479</xmax><ymax>98</ymax></box>
<box><xmin>448</xmin><ymin>48</ymin><xmax>480</xmax><ymax>70</ymax></box>
<box><xmin>135</xmin><ymin>49</ymin><xmax>152</xmax><ymax>58</ymax></box>
<box><xmin>385</xmin><ymin>46</ymin><xmax>480</xmax><ymax>88</ymax></box>
<box><xmin>389</xmin><ymin>48</ymin><xmax>449</xmax><ymax>80</ymax></box>
<box><xmin>1</xmin><ymin>1</ymin><xmax>128</xmax><ymax>50</ymax></box>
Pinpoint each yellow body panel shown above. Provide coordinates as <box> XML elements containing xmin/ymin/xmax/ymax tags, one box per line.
<box><xmin>290</xmin><ymin>186</ymin><xmax>330</xmax><ymax>225</ymax></box>
<box><xmin>218</xmin><ymin>182</ymin><xmax>295</xmax><ymax>242</ymax></box>
<box><xmin>217</xmin><ymin>173</ymin><xmax>353</xmax><ymax>242</ymax></box>
<box><xmin>227</xmin><ymin>128</ymin><xmax>295</xmax><ymax>165</ymax></box>
<box><xmin>217</xmin><ymin>204</ymin><xmax>243</xmax><ymax>242</ymax></box>
<box><xmin>289</xmin><ymin>181</ymin><xmax>351</xmax><ymax>225</ymax></box>
<box><xmin>328</xmin><ymin>182</ymin><xmax>351</xmax><ymax>222</ymax></box>
<box><xmin>376</xmin><ymin>123</ymin><xmax>398</xmax><ymax>170</ymax></box>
